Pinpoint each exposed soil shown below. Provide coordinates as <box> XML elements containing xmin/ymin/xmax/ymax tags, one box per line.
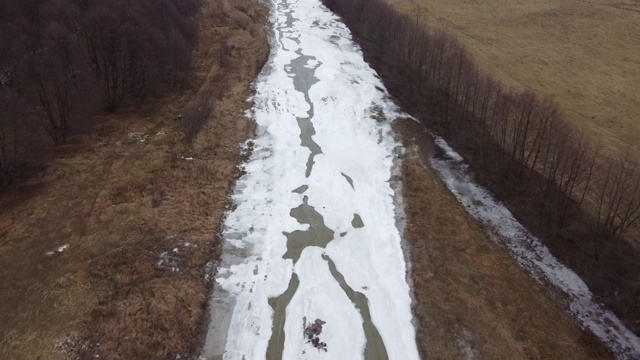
<box><xmin>0</xmin><ymin>0</ymin><xmax>269</xmax><ymax>358</ymax></box>
<box><xmin>396</xmin><ymin>119</ymin><xmax>613</xmax><ymax>359</ymax></box>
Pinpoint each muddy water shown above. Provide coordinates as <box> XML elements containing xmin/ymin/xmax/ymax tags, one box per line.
<box><xmin>282</xmin><ymin>196</ymin><xmax>334</xmax><ymax>262</ymax></box>
<box><xmin>287</xmin><ymin>53</ymin><xmax>323</xmax><ymax>177</ymax></box>
<box><xmin>267</xmin><ymin>184</ymin><xmax>386</xmax><ymax>358</ymax></box>
<box><xmin>266</xmin><ymin>274</ymin><xmax>300</xmax><ymax>359</ymax></box>
<box><xmin>351</xmin><ymin>214</ymin><xmax>364</xmax><ymax>228</ymax></box>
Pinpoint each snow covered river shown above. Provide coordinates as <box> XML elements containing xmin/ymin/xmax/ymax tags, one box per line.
<box><xmin>201</xmin><ymin>0</ymin><xmax>419</xmax><ymax>358</ymax></box>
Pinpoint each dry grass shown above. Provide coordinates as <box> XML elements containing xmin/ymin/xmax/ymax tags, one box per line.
<box><xmin>396</xmin><ymin>119</ymin><xmax>613</xmax><ymax>359</ymax></box>
<box><xmin>387</xmin><ymin>0</ymin><xmax>640</xmax><ymax>157</ymax></box>
<box><xmin>0</xmin><ymin>0</ymin><xmax>269</xmax><ymax>358</ymax></box>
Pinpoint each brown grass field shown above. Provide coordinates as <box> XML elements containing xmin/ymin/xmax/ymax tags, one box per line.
<box><xmin>387</xmin><ymin>0</ymin><xmax>640</xmax><ymax>158</ymax></box>
<box><xmin>397</xmin><ymin>119</ymin><xmax>612</xmax><ymax>359</ymax></box>
<box><xmin>0</xmin><ymin>0</ymin><xmax>268</xmax><ymax>358</ymax></box>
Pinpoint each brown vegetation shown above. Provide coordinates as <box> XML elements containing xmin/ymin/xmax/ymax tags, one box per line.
<box><xmin>321</xmin><ymin>0</ymin><xmax>640</xmax><ymax>335</ymax></box>
<box><xmin>0</xmin><ymin>0</ymin><xmax>269</xmax><ymax>358</ymax></box>
<box><xmin>387</xmin><ymin>0</ymin><xmax>640</xmax><ymax>158</ymax></box>
<box><xmin>0</xmin><ymin>0</ymin><xmax>203</xmax><ymax>185</ymax></box>
<box><xmin>397</xmin><ymin>119</ymin><xmax>611</xmax><ymax>359</ymax></box>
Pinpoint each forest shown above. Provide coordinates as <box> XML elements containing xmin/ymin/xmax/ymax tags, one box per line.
<box><xmin>0</xmin><ymin>0</ymin><xmax>204</xmax><ymax>184</ymax></box>
<box><xmin>322</xmin><ymin>0</ymin><xmax>640</xmax><ymax>336</ymax></box>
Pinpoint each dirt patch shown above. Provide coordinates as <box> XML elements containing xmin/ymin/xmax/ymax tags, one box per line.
<box><xmin>303</xmin><ymin>318</ymin><xmax>328</xmax><ymax>352</ymax></box>
<box><xmin>396</xmin><ymin>119</ymin><xmax>613</xmax><ymax>359</ymax></box>
<box><xmin>0</xmin><ymin>0</ymin><xmax>269</xmax><ymax>358</ymax></box>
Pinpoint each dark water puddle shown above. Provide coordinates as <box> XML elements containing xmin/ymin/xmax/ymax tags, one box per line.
<box><xmin>297</xmin><ymin>114</ymin><xmax>322</xmax><ymax>178</ymax></box>
<box><xmin>266</xmin><ymin>273</ymin><xmax>300</xmax><ymax>359</ymax></box>
<box><xmin>342</xmin><ymin>172</ymin><xmax>355</xmax><ymax>190</ymax></box>
<box><xmin>323</xmin><ymin>255</ymin><xmax>389</xmax><ymax>360</ymax></box>
<box><xmin>287</xmin><ymin>52</ymin><xmax>323</xmax><ymax>177</ymax></box>
<box><xmin>283</xmin><ymin>196</ymin><xmax>335</xmax><ymax>263</ymax></box>
<box><xmin>351</xmin><ymin>214</ymin><xmax>365</xmax><ymax>228</ymax></box>
<box><xmin>292</xmin><ymin>185</ymin><xmax>309</xmax><ymax>194</ymax></box>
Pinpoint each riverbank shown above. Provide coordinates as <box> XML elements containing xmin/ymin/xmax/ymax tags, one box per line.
<box><xmin>396</xmin><ymin>119</ymin><xmax>613</xmax><ymax>359</ymax></box>
<box><xmin>0</xmin><ymin>0</ymin><xmax>269</xmax><ymax>358</ymax></box>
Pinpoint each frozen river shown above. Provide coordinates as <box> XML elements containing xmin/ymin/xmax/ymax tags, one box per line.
<box><xmin>201</xmin><ymin>0</ymin><xmax>419</xmax><ymax>358</ymax></box>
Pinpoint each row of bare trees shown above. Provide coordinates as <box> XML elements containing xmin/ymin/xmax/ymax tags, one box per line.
<box><xmin>322</xmin><ymin>0</ymin><xmax>640</xmax><ymax>334</ymax></box>
<box><xmin>0</xmin><ymin>0</ymin><xmax>203</xmax><ymax>184</ymax></box>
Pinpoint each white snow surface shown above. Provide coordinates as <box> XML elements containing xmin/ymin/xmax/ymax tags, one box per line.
<box><xmin>203</xmin><ymin>0</ymin><xmax>419</xmax><ymax>359</ymax></box>
<box><xmin>430</xmin><ymin>135</ymin><xmax>640</xmax><ymax>359</ymax></box>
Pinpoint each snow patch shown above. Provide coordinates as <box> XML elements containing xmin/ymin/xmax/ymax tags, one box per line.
<box><xmin>127</xmin><ymin>132</ymin><xmax>149</xmax><ymax>142</ymax></box>
<box><xmin>46</xmin><ymin>244</ymin><xmax>69</xmax><ymax>256</ymax></box>
<box><xmin>430</xmin><ymin>135</ymin><xmax>640</xmax><ymax>358</ymax></box>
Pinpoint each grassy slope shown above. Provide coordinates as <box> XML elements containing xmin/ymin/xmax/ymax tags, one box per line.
<box><xmin>0</xmin><ymin>0</ymin><xmax>269</xmax><ymax>358</ymax></box>
<box><xmin>388</xmin><ymin>0</ymin><xmax>640</xmax><ymax>157</ymax></box>
<box><xmin>397</xmin><ymin>120</ymin><xmax>612</xmax><ymax>359</ymax></box>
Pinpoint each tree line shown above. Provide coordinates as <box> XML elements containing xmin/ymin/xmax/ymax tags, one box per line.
<box><xmin>321</xmin><ymin>0</ymin><xmax>640</xmax><ymax>335</ymax></box>
<box><xmin>0</xmin><ymin>0</ymin><xmax>204</xmax><ymax>184</ymax></box>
